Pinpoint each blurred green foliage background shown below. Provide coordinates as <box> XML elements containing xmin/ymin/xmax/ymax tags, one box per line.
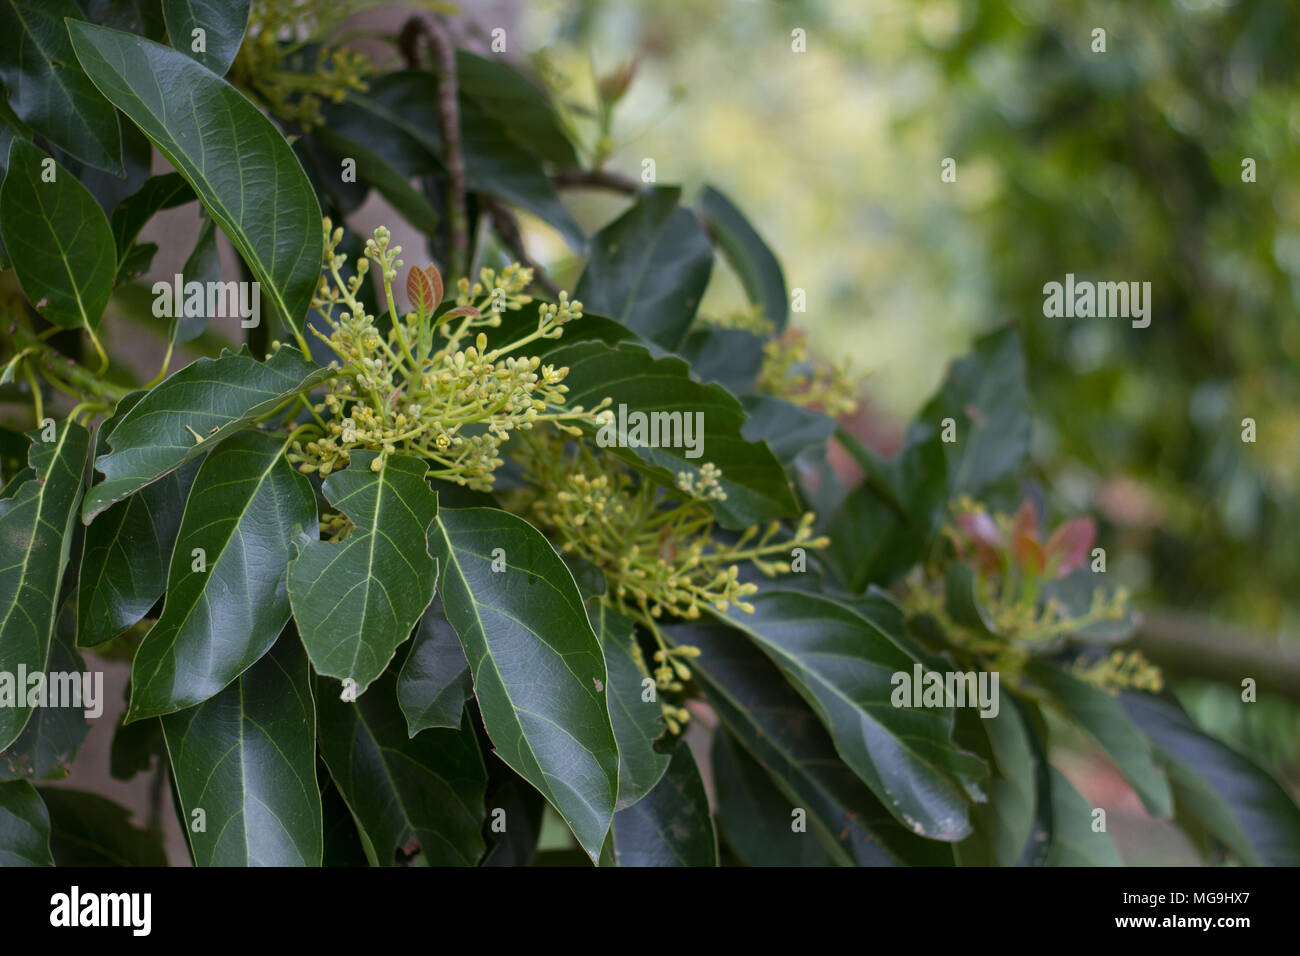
<box><xmin>513</xmin><ymin>0</ymin><xmax>1300</xmax><ymax>860</ymax></box>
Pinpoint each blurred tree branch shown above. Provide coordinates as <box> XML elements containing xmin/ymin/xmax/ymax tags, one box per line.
<box><xmin>1135</xmin><ymin>609</ymin><xmax>1300</xmax><ymax>703</ymax></box>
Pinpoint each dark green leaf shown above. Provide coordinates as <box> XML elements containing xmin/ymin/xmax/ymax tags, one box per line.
<box><xmin>719</xmin><ymin>590</ymin><xmax>984</xmax><ymax>840</ymax></box>
<box><xmin>0</xmin><ymin>139</ymin><xmax>115</xmax><ymax>330</ymax></box>
<box><xmin>0</xmin><ymin>0</ymin><xmax>123</xmax><ymax>173</ymax></box>
<box><xmin>310</xmin><ymin>123</ymin><xmax>440</xmax><ymax>237</ymax></box>
<box><xmin>69</xmin><ymin>22</ymin><xmax>323</xmax><ymax>331</ymax></box>
<box><xmin>396</xmin><ymin>595</ymin><xmax>472</xmax><ymax>736</ymax></box>
<box><xmin>317</xmin><ymin>671</ymin><xmax>487</xmax><ymax>866</ymax></box>
<box><xmin>109</xmin><ymin>171</ymin><xmax>194</xmax><ymax>281</ymax></box>
<box><xmin>698</xmin><ymin>184</ymin><xmax>787</xmax><ymax>330</ymax></box>
<box><xmin>740</xmin><ymin>395</ymin><xmax>835</xmax><ymax>467</ymax></box>
<box><xmin>78</xmin><ymin>0</ymin><xmax>167</xmax><ymax>41</ymax></box>
<box><xmin>0</xmin><ymin>779</ymin><xmax>52</xmax><ymax>865</ymax></box>
<box><xmin>919</xmin><ymin>325</ymin><xmax>1031</xmax><ymax>497</ymax></box>
<box><xmin>0</xmin><ymin>601</ymin><xmax>88</xmax><ymax>780</ymax></box>
<box><xmin>712</xmin><ymin>727</ymin><xmax>832</xmax><ymax>866</ymax></box>
<box><xmin>0</xmin><ymin>421</ymin><xmax>90</xmax><ymax>751</ymax></box>
<box><xmin>668</xmin><ymin>616</ymin><xmax>953</xmax><ymax>865</ymax></box>
<box><xmin>480</xmin><ymin>769</ymin><xmax>545</xmax><ymax>867</ymax></box>
<box><xmin>592</xmin><ymin>601</ymin><xmax>670</xmax><ymax>810</ymax></box>
<box><xmin>575</xmin><ymin>186</ymin><xmax>713</xmax><ymax>350</ymax></box>
<box><xmin>162</xmin><ymin>628</ymin><xmax>322</xmax><ymax>865</ymax></box>
<box><xmin>1123</xmin><ymin>691</ymin><xmax>1300</xmax><ymax>865</ymax></box>
<box><xmin>455</xmin><ymin>50</ymin><xmax>578</xmax><ymax>166</ymax></box>
<box><xmin>548</xmin><ymin>340</ymin><xmax>799</xmax><ymax>528</ymax></box>
<box><xmin>109</xmin><ymin>714</ymin><xmax>161</xmax><ymax>781</ymax></box>
<box><xmin>77</xmin><ymin>458</ymin><xmax>198</xmax><ymax>647</ymax></box>
<box><xmin>289</xmin><ymin>451</ymin><xmax>439</xmax><ymax>698</ymax></box>
<box><xmin>128</xmin><ymin>430</ymin><xmax>317</xmax><ymax>720</ymax></box>
<box><xmin>432</xmin><ymin>506</ymin><xmax>619</xmax><ymax>863</ymax></box>
<box><xmin>162</xmin><ymin>0</ymin><xmax>250</xmax><ymax>75</ymax></box>
<box><xmin>611</xmin><ymin>744</ymin><xmax>716</xmax><ymax>866</ymax></box>
<box><xmin>83</xmin><ymin>345</ymin><xmax>330</xmax><ymax>520</ymax></box>
<box><xmin>953</xmin><ymin>698</ymin><xmax>1036</xmax><ymax>865</ymax></box>
<box><xmin>38</xmin><ymin>787</ymin><xmax>167</xmax><ymax>865</ymax></box>
<box><xmin>677</xmin><ymin>327</ymin><xmax>764</xmax><ymax>393</ymax></box>
<box><xmin>173</xmin><ymin>215</ymin><xmax>221</xmax><ymax>343</ymax></box>
<box><xmin>1028</xmin><ymin>661</ymin><xmax>1172</xmax><ymax>817</ymax></box>
<box><xmin>1043</xmin><ymin>767</ymin><xmax>1121</xmax><ymax>866</ymax></box>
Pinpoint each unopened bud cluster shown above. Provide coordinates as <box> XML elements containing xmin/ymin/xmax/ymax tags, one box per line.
<box><xmin>759</xmin><ymin>329</ymin><xmax>859</xmax><ymax>417</ymax></box>
<box><xmin>288</xmin><ymin>220</ymin><xmax>603</xmax><ymax>487</ymax></box>
<box><xmin>1070</xmin><ymin>648</ymin><xmax>1164</xmax><ymax>694</ymax></box>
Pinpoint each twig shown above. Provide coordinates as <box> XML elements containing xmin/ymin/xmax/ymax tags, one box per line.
<box><xmin>551</xmin><ymin>167</ymin><xmax>640</xmax><ymax>195</ymax></box>
<box><xmin>1136</xmin><ymin>608</ymin><xmax>1300</xmax><ymax>702</ymax></box>
<box><xmin>483</xmin><ymin>198</ymin><xmax>562</xmax><ymax>299</ymax></box>
<box><xmin>401</xmin><ymin>15</ymin><xmax>469</xmax><ymax>281</ymax></box>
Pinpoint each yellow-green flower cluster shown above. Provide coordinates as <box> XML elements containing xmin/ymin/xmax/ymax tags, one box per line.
<box><xmin>509</xmin><ymin>429</ymin><xmax>827</xmax><ymax>733</ymax></box>
<box><xmin>1070</xmin><ymin>649</ymin><xmax>1164</xmax><ymax>695</ymax></box>
<box><xmin>699</xmin><ymin>304</ymin><xmax>775</xmax><ymax>336</ymax></box>
<box><xmin>759</xmin><ymin>329</ymin><xmax>859</xmax><ymax>417</ymax></box>
<box><xmin>231</xmin><ymin>0</ymin><xmax>382</xmax><ymax>128</ymax></box>
<box><xmin>288</xmin><ymin>220</ymin><xmax>604</xmax><ymax>488</ymax></box>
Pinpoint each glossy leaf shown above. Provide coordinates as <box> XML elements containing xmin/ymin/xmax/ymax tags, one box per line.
<box><xmin>698</xmin><ymin>184</ymin><xmax>788</xmax><ymax>330</ymax></box>
<box><xmin>712</xmin><ymin>727</ymin><xmax>833</xmax><ymax>866</ymax></box>
<box><xmin>0</xmin><ymin>0</ymin><xmax>122</xmax><ymax>173</ymax></box>
<box><xmin>396</xmin><ymin>596</ymin><xmax>473</xmax><ymax>736</ymax></box>
<box><xmin>162</xmin><ymin>0</ymin><xmax>250</xmax><ymax>75</ymax></box>
<box><xmin>83</xmin><ymin>345</ymin><xmax>330</xmax><ymax>520</ymax></box>
<box><xmin>1123</xmin><ymin>691</ymin><xmax>1300</xmax><ymax>865</ymax></box>
<box><xmin>611</xmin><ymin>744</ymin><xmax>717</xmax><ymax>866</ymax></box>
<box><xmin>38</xmin><ymin>787</ymin><xmax>167</xmax><ymax>865</ymax></box>
<box><xmin>128</xmin><ymin>430</ymin><xmax>317</xmax><ymax>720</ymax></box>
<box><xmin>0</xmin><ymin>422</ymin><xmax>90</xmax><ymax>751</ymax></box>
<box><xmin>0</xmin><ymin>139</ymin><xmax>116</xmax><ymax>330</ymax></box>
<box><xmin>289</xmin><ymin>452</ymin><xmax>439</xmax><ymax>698</ymax></box>
<box><xmin>310</xmin><ymin>123</ymin><xmax>439</xmax><ymax>237</ymax></box>
<box><xmin>432</xmin><ymin>506</ymin><xmax>619</xmax><ymax>863</ymax></box>
<box><xmin>953</xmin><ymin>699</ymin><xmax>1036</xmax><ymax>866</ymax></box>
<box><xmin>173</xmin><ymin>216</ymin><xmax>221</xmax><ymax>343</ymax></box>
<box><xmin>317</xmin><ymin>671</ymin><xmax>487</xmax><ymax>866</ymax></box>
<box><xmin>0</xmin><ymin>601</ymin><xmax>88</xmax><ymax>780</ymax></box>
<box><xmin>719</xmin><ymin>590</ymin><xmax>984</xmax><ymax>840</ymax></box>
<box><xmin>109</xmin><ymin>171</ymin><xmax>194</xmax><ymax>281</ymax></box>
<box><xmin>1043</xmin><ymin>768</ymin><xmax>1122</xmax><ymax>866</ymax></box>
<box><xmin>0</xmin><ymin>779</ymin><xmax>52</xmax><ymax>865</ymax></box>
<box><xmin>575</xmin><ymin>186</ymin><xmax>713</xmax><ymax>350</ymax></box>
<box><xmin>546</xmin><ymin>340</ymin><xmax>798</xmax><ymax>529</ymax></box>
<box><xmin>668</xmin><ymin>616</ymin><xmax>953</xmax><ymax>865</ymax></box>
<box><xmin>592</xmin><ymin>601</ymin><xmax>670</xmax><ymax>810</ymax></box>
<box><xmin>1028</xmin><ymin>661</ymin><xmax>1172</xmax><ymax>818</ymax></box>
<box><xmin>78</xmin><ymin>456</ymin><xmax>198</xmax><ymax>647</ymax></box>
<box><xmin>69</xmin><ymin>22</ymin><xmax>323</xmax><ymax>332</ymax></box>
<box><xmin>456</xmin><ymin>50</ymin><xmax>577</xmax><ymax>166</ymax></box>
<box><xmin>162</xmin><ymin>628</ymin><xmax>322</xmax><ymax>866</ymax></box>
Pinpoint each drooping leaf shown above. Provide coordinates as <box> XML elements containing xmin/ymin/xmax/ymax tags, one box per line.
<box><xmin>546</xmin><ymin>340</ymin><xmax>799</xmax><ymax>528</ymax></box>
<box><xmin>740</xmin><ymin>395</ymin><xmax>836</xmax><ymax>467</ymax></box>
<box><xmin>0</xmin><ymin>0</ymin><xmax>123</xmax><ymax>173</ymax></box>
<box><xmin>37</xmin><ymin>787</ymin><xmax>167</xmax><ymax>865</ymax></box>
<box><xmin>455</xmin><ymin>50</ymin><xmax>578</xmax><ymax>167</ymax></box>
<box><xmin>317</xmin><ymin>670</ymin><xmax>487</xmax><ymax>867</ymax></box>
<box><xmin>698</xmin><ymin>184</ymin><xmax>788</xmax><ymax>331</ymax></box>
<box><xmin>0</xmin><ymin>601</ymin><xmax>88</xmax><ymax>780</ymax></box>
<box><xmin>78</xmin><ymin>456</ymin><xmax>198</xmax><ymax>648</ymax></box>
<box><xmin>109</xmin><ymin>714</ymin><xmax>162</xmax><ymax>781</ymax></box>
<box><xmin>953</xmin><ymin>698</ymin><xmax>1036</xmax><ymax>866</ymax></box>
<box><xmin>69</xmin><ymin>22</ymin><xmax>323</xmax><ymax>332</ymax></box>
<box><xmin>172</xmin><ymin>215</ymin><xmax>221</xmax><ymax>343</ymax></box>
<box><xmin>611</xmin><ymin>744</ymin><xmax>717</xmax><ymax>866</ymax></box>
<box><xmin>592</xmin><ymin>601</ymin><xmax>670</xmax><ymax>810</ymax></box>
<box><xmin>310</xmin><ymin>123</ymin><xmax>440</xmax><ymax>237</ymax></box>
<box><xmin>718</xmin><ymin>590</ymin><xmax>985</xmax><ymax>840</ymax></box>
<box><xmin>480</xmin><ymin>768</ymin><xmax>546</xmax><ymax>867</ymax></box>
<box><xmin>396</xmin><ymin>596</ymin><xmax>473</xmax><ymax>736</ymax></box>
<box><xmin>575</xmin><ymin>186</ymin><xmax>713</xmax><ymax>350</ymax></box>
<box><xmin>162</xmin><ymin>0</ymin><xmax>250</xmax><ymax>75</ymax></box>
<box><xmin>0</xmin><ymin>779</ymin><xmax>52</xmax><ymax>865</ymax></box>
<box><xmin>712</xmin><ymin>727</ymin><xmax>833</xmax><ymax>866</ymax></box>
<box><xmin>1028</xmin><ymin>661</ymin><xmax>1172</xmax><ymax>818</ymax></box>
<box><xmin>1043</xmin><ymin>767</ymin><xmax>1122</xmax><ymax>866</ymax></box>
<box><xmin>78</xmin><ymin>0</ymin><xmax>167</xmax><ymax>41</ymax></box>
<box><xmin>83</xmin><ymin>345</ymin><xmax>330</xmax><ymax>520</ymax></box>
<box><xmin>432</xmin><ymin>506</ymin><xmax>619</xmax><ymax>863</ymax></box>
<box><xmin>676</xmin><ymin>327</ymin><xmax>765</xmax><ymax>393</ymax></box>
<box><xmin>128</xmin><ymin>430</ymin><xmax>317</xmax><ymax>721</ymax></box>
<box><xmin>0</xmin><ymin>421</ymin><xmax>90</xmax><ymax>751</ymax></box>
<box><xmin>0</xmin><ymin>139</ymin><xmax>116</xmax><ymax>330</ymax></box>
<box><xmin>668</xmin><ymin>616</ymin><xmax>953</xmax><ymax>865</ymax></box>
<box><xmin>289</xmin><ymin>452</ymin><xmax>439</xmax><ymax>699</ymax></box>
<box><xmin>162</xmin><ymin>628</ymin><xmax>322</xmax><ymax>866</ymax></box>
<box><xmin>1123</xmin><ymin>691</ymin><xmax>1300</xmax><ymax>865</ymax></box>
